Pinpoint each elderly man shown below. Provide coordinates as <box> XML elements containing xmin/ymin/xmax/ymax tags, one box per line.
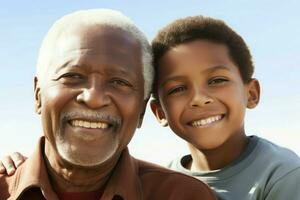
<box><xmin>0</xmin><ymin>9</ymin><xmax>216</xmax><ymax>200</ymax></box>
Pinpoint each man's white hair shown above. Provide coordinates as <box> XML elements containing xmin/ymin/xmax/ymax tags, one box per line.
<box><xmin>37</xmin><ymin>9</ymin><xmax>153</xmax><ymax>99</ymax></box>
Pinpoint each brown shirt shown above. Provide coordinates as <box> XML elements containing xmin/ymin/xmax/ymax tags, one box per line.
<box><xmin>0</xmin><ymin>137</ymin><xmax>216</xmax><ymax>200</ymax></box>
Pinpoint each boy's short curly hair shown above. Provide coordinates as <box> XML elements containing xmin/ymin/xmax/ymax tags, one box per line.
<box><xmin>152</xmin><ymin>16</ymin><xmax>254</xmax><ymax>99</ymax></box>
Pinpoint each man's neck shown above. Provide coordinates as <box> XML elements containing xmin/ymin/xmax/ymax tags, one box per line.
<box><xmin>44</xmin><ymin>141</ymin><xmax>121</xmax><ymax>192</ymax></box>
<box><xmin>187</xmin><ymin>133</ymin><xmax>249</xmax><ymax>171</ymax></box>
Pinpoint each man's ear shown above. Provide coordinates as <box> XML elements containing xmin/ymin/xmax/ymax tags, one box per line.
<box><xmin>246</xmin><ymin>78</ymin><xmax>260</xmax><ymax>109</ymax></box>
<box><xmin>137</xmin><ymin>99</ymin><xmax>149</xmax><ymax>128</ymax></box>
<box><xmin>34</xmin><ymin>77</ymin><xmax>42</xmax><ymax>114</ymax></box>
<box><xmin>150</xmin><ymin>99</ymin><xmax>168</xmax><ymax>127</ymax></box>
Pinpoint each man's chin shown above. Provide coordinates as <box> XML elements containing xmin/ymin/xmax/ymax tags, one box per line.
<box><xmin>56</xmin><ymin>142</ymin><xmax>119</xmax><ymax>168</ymax></box>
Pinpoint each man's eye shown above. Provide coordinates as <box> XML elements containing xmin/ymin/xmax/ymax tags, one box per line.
<box><xmin>209</xmin><ymin>78</ymin><xmax>228</xmax><ymax>85</ymax></box>
<box><xmin>53</xmin><ymin>73</ymin><xmax>85</xmax><ymax>84</ymax></box>
<box><xmin>54</xmin><ymin>73</ymin><xmax>84</xmax><ymax>80</ymax></box>
<box><xmin>60</xmin><ymin>73</ymin><xmax>83</xmax><ymax>79</ymax></box>
<box><xmin>111</xmin><ymin>79</ymin><xmax>132</xmax><ymax>87</ymax></box>
<box><xmin>168</xmin><ymin>86</ymin><xmax>186</xmax><ymax>95</ymax></box>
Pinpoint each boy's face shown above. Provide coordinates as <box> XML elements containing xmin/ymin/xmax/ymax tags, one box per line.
<box><xmin>151</xmin><ymin>39</ymin><xmax>259</xmax><ymax>150</ymax></box>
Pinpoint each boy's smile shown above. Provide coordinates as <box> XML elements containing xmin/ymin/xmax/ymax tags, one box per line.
<box><xmin>188</xmin><ymin>114</ymin><xmax>224</xmax><ymax>128</ymax></box>
<box><xmin>152</xmin><ymin>39</ymin><xmax>259</xmax><ymax>152</ymax></box>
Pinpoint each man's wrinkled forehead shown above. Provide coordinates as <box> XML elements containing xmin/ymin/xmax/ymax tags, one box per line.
<box><xmin>38</xmin><ymin>24</ymin><xmax>141</xmax><ymax>77</ymax></box>
<box><xmin>36</xmin><ymin>25</ymin><xmax>142</xmax><ymax>83</ymax></box>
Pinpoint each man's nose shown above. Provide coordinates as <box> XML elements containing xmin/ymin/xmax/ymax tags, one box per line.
<box><xmin>189</xmin><ymin>88</ymin><xmax>213</xmax><ymax>108</ymax></box>
<box><xmin>76</xmin><ymin>81</ymin><xmax>111</xmax><ymax>109</ymax></box>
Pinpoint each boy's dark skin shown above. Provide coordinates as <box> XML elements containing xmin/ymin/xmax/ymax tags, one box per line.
<box><xmin>150</xmin><ymin>39</ymin><xmax>260</xmax><ymax>171</ymax></box>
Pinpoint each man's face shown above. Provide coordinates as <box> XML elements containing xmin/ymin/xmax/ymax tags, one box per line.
<box><xmin>35</xmin><ymin>25</ymin><xmax>146</xmax><ymax>167</ymax></box>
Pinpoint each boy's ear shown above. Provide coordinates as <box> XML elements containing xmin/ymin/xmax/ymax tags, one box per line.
<box><xmin>34</xmin><ymin>77</ymin><xmax>42</xmax><ymax>114</ymax></box>
<box><xmin>137</xmin><ymin>98</ymin><xmax>149</xmax><ymax>128</ymax></box>
<box><xmin>150</xmin><ymin>99</ymin><xmax>168</xmax><ymax>127</ymax></box>
<box><xmin>246</xmin><ymin>78</ymin><xmax>260</xmax><ymax>109</ymax></box>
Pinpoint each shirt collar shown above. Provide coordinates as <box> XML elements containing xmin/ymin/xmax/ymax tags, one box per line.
<box><xmin>12</xmin><ymin>137</ymin><xmax>143</xmax><ymax>200</ymax></box>
<box><xmin>101</xmin><ymin>148</ymin><xmax>143</xmax><ymax>200</ymax></box>
<box><xmin>12</xmin><ymin>137</ymin><xmax>59</xmax><ymax>200</ymax></box>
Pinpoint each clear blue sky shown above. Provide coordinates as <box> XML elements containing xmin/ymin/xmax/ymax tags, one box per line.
<box><xmin>0</xmin><ymin>0</ymin><xmax>299</xmax><ymax>164</ymax></box>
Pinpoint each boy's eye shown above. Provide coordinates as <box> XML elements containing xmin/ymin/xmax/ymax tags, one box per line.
<box><xmin>168</xmin><ymin>86</ymin><xmax>186</xmax><ymax>95</ymax></box>
<box><xmin>209</xmin><ymin>77</ymin><xmax>228</xmax><ymax>85</ymax></box>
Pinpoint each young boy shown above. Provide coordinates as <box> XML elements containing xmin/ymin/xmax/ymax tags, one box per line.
<box><xmin>1</xmin><ymin>16</ymin><xmax>300</xmax><ymax>200</ymax></box>
<box><xmin>149</xmin><ymin>16</ymin><xmax>300</xmax><ymax>199</ymax></box>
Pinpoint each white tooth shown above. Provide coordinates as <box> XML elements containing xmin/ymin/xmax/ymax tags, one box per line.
<box><xmin>91</xmin><ymin>122</ymin><xmax>97</xmax><ymax>128</ymax></box>
<box><xmin>199</xmin><ymin>120</ymin><xmax>203</xmax><ymax>126</ymax></box>
<box><xmin>83</xmin><ymin>121</ymin><xmax>89</xmax><ymax>128</ymax></box>
<box><xmin>103</xmin><ymin>123</ymin><xmax>109</xmax><ymax>129</ymax></box>
<box><xmin>100</xmin><ymin>123</ymin><xmax>105</xmax><ymax>129</ymax></box>
<box><xmin>78</xmin><ymin>120</ymin><xmax>83</xmax><ymax>127</ymax></box>
<box><xmin>75</xmin><ymin>120</ymin><xmax>79</xmax><ymax>126</ymax></box>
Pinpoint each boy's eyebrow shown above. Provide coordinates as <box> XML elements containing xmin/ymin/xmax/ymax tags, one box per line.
<box><xmin>205</xmin><ymin>65</ymin><xmax>232</xmax><ymax>74</ymax></box>
<box><xmin>160</xmin><ymin>65</ymin><xmax>232</xmax><ymax>86</ymax></box>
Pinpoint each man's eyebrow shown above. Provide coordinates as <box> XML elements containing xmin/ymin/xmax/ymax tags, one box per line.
<box><xmin>54</xmin><ymin>61</ymin><xmax>76</xmax><ymax>74</ymax></box>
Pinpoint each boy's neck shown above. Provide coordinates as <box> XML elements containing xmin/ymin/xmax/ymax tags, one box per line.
<box><xmin>187</xmin><ymin>134</ymin><xmax>249</xmax><ymax>171</ymax></box>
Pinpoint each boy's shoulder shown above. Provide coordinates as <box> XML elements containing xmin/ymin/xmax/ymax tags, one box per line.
<box><xmin>252</xmin><ymin>136</ymin><xmax>300</xmax><ymax>199</ymax></box>
<box><xmin>168</xmin><ymin>135</ymin><xmax>300</xmax><ymax>178</ymax></box>
<box><xmin>167</xmin><ymin>136</ymin><xmax>300</xmax><ymax>200</ymax></box>
<box><xmin>255</xmin><ymin>136</ymin><xmax>300</xmax><ymax>167</ymax></box>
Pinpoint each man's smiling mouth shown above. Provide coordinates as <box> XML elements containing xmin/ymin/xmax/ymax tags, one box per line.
<box><xmin>69</xmin><ymin>119</ymin><xmax>110</xmax><ymax>129</ymax></box>
<box><xmin>189</xmin><ymin>114</ymin><xmax>224</xmax><ymax>127</ymax></box>
<box><xmin>62</xmin><ymin>111</ymin><xmax>122</xmax><ymax>133</ymax></box>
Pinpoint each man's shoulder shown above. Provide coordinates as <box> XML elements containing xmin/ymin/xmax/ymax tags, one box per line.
<box><xmin>137</xmin><ymin>158</ymin><xmax>192</xmax><ymax>179</ymax></box>
<box><xmin>135</xmin><ymin>159</ymin><xmax>216</xmax><ymax>199</ymax></box>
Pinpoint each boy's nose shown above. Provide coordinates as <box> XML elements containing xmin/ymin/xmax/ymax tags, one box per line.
<box><xmin>189</xmin><ymin>90</ymin><xmax>213</xmax><ymax>108</ymax></box>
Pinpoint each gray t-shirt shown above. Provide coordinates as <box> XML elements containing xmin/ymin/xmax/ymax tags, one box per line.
<box><xmin>168</xmin><ymin>136</ymin><xmax>300</xmax><ymax>200</ymax></box>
